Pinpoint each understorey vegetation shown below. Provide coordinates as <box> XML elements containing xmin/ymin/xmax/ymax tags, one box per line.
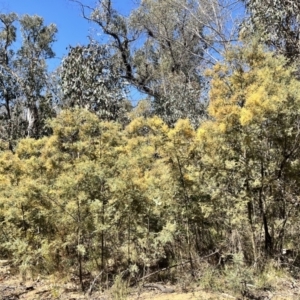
<box><xmin>1</xmin><ymin>0</ymin><xmax>300</xmax><ymax>296</ymax></box>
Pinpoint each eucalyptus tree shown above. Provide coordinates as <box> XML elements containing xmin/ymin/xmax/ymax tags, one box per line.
<box><xmin>69</xmin><ymin>0</ymin><xmax>220</xmax><ymax>126</ymax></box>
<box><xmin>0</xmin><ymin>13</ymin><xmax>20</xmax><ymax>150</ymax></box>
<box><xmin>129</xmin><ymin>0</ymin><xmax>209</xmax><ymax>125</ymax></box>
<box><xmin>0</xmin><ymin>13</ymin><xmax>57</xmax><ymax>147</ymax></box>
<box><xmin>17</xmin><ymin>15</ymin><xmax>57</xmax><ymax>137</ymax></box>
<box><xmin>241</xmin><ymin>0</ymin><xmax>300</xmax><ymax>61</ymax></box>
<box><xmin>166</xmin><ymin>0</ymin><xmax>243</xmax><ymax>63</ymax></box>
<box><xmin>60</xmin><ymin>43</ymin><xmax>130</xmax><ymax>122</ymax></box>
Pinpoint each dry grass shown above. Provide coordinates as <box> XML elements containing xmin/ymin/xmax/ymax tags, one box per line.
<box><xmin>1</xmin><ymin>260</ymin><xmax>300</xmax><ymax>299</ymax></box>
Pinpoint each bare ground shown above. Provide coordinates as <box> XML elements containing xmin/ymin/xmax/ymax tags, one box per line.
<box><xmin>0</xmin><ymin>260</ymin><xmax>300</xmax><ymax>300</ymax></box>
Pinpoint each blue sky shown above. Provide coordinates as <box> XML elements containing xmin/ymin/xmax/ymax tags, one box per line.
<box><xmin>0</xmin><ymin>0</ymin><xmax>244</xmax><ymax>104</ymax></box>
<box><xmin>0</xmin><ymin>0</ymin><xmax>137</xmax><ymax>69</ymax></box>
<box><xmin>0</xmin><ymin>0</ymin><xmax>143</xmax><ymax>102</ymax></box>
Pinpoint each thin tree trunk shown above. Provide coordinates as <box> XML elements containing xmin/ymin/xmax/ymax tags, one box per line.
<box><xmin>259</xmin><ymin>162</ymin><xmax>272</xmax><ymax>256</ymax></box>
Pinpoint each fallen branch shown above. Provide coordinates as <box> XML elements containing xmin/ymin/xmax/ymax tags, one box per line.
<box><xmin>86</xmin><ymin>271</ymin><xmax>103</xmax><ymax>296</ymax></box>
<box><xmin>35</xmin><ymin>289</ymin><xmax>50</xmax><ymax>295</ymax></box>
<box><xmin>133</xmin><ymin>250</ymin><xmax>220</xmax><ymax>285</ymax></box>
<box><xmin>135</xmin><ymin>260</ymin><xmax>189</xmax><ymax>284</ymax></box>
<box><xmin>143</xmin><ymin>283</ymin><xmax>175</xmax><ymax>293</ymax></box>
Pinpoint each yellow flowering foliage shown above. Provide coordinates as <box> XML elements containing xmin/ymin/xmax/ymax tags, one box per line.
<box><xmin>1</xmin><ymin>46</ymin><xmax>300</xmax><ymax>280</ymax></box>
<box><xmin>207</xmin><ymin>45</ymin><xmax>299</xmax><ymax>130</ymax></box>
<box><xmin>198</xmin><ymin>44</ymin><xmax>300</xmax><ymax>256</ymax></box>
<box><xmin>0</xmin><ymin>109</ymin><xmax>201</xmax><ymax>277</ymax></box>
<box><xmin>0</xmin><ymin>109</ymin><xmax>125</xmax><ymax>274</ymax></box>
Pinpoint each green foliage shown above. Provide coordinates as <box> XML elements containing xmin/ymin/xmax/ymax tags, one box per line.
<box><xmin>200</xmin><ymin>43</ymin><xmax>300</xmax><ymax>260</ymax></box>
<box><xmin>130</xmin><ymin>0</ymin><xmax>207</xmax><ymax>125</ymax></box>
<box><xmin>198</xmin><ymin>264</ymin><xmax>221</xmax><ymax>292</ymax></box>
<box><xmin>0</xmin><ymin>109</ymin><xmax>196</xmax><ymax>285</ymax></box>
<box><xmin>255</xmin><ymin>261</ymin><xmax>284</xmax><ymax>290</ymax></box>
<box><xmin>1</xmin><ymin>4</ymin><xmax>300</xmax><ymax>293</ymax></box>
<box><xmin>75</xmin><ymin>0</ymin><xmax>211</xmax><ymax>125</ymax></box>
<box><xmin>3</xmin><ymin>45</ymin><xmax>300</xmax><ymax>281</ymax></box>
<box><xmin>61</xmin><ymin>43</ymin><xmax>129</xmax><ymax>122</ymax></box>
<box><xmin>0</xmin><ymin>13</ymin><xmax>57</xmax><ymax>145</ymax></box>
<box><xmin>241</xmin><ymin>0</ymin><xmax>300</xmax><ymax>60</ymax></box>
<box><xmin>223</xmin><ymin>253</ymin><xmax>252</xmax><ymax>293</ymax></box>
<box><xmin>110</xmin><ymin>274</ymin><xmax>128</xmax><ymax>300</ymax></box>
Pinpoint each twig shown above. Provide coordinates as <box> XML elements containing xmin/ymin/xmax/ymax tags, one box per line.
<box><xmin>86</xmin><ymin>271</ymin><xmax>103</xmax><ymax>296</ymax></box>
<box><xmin>133</xmin><ymin>250</ymin><xmax>219</xmax><ymax>285</ymax></box>
<box><xmin>134</xmin><ymin>260</ymin><xmax>190</xmax><ymax>284</ymax></box>
<box><xmin>143</xmin><ymin>283</ymin><xmax>175</xmax><ymax>293</ymax></box>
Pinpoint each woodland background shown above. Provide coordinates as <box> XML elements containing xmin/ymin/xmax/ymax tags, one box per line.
<box><xmin>0</xmin><ymin>0</ymin><xmax>300</xmax><ymax>295</ymax></box>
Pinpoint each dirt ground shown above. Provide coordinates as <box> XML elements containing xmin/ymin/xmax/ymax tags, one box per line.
<box><xmin>1</xmin><ymin>260</ymin><xmax>300</xmax><ymax>300</ymax></box>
